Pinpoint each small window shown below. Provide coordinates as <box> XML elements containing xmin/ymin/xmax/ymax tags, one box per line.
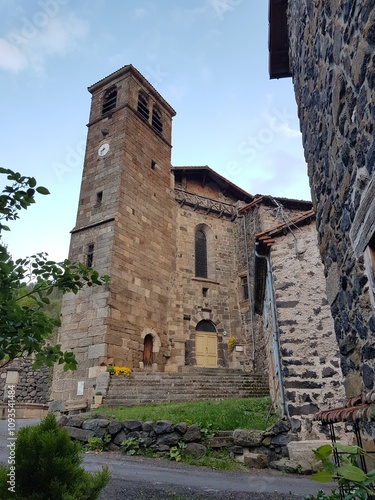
<box><xmin>241</xmin><ymin>276</ymin><xmax>249</xmax><ymax>300</ymax></box>
<box><xmin>86</xmin><ymin>243</ymin><xmax>94</xmax><ymax>268</ymax></box>
<box><xmin>95</xmin><ymin>191</ymin><xmax>103</xmax><ymax>207</ymax></box>
<box><xmin>152</xmin><ymin>107</ymin><xmax>163</xmax><ymax>134</ymax></box>
<box><xmin>137</xmin><ymin>93</ymin><xmax>149</xmax><ymax>121</ymax></box>
<box><xmin>102</xmin><ymin>86</ymin><xmax>117</xmax><ymax>115</ymax></box>
<box><xmin>202</xmin><ymin>287</ymin><xmax>208</xmax><ymax>297</ymax></box>
<box><xmin>195</xmin><ymin>229</ymin><xmax>207</xmax><ymax>278</ymax></box>
<box><xmin>151</xmin><ymin>160</ymin><xmax>156</xmax><ymax>170</ymax></box>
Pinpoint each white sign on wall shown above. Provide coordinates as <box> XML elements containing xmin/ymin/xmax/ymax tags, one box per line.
<box><xmin>77</xmin><ymin>381</ymin><xmax>84</xmax><ymax>396</ymax></box>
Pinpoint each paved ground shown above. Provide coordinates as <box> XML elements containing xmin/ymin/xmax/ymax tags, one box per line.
<box><xmin>0</xmin><ymin>419</ymin><xmax>332</xmax><ymax>499</ymax></box>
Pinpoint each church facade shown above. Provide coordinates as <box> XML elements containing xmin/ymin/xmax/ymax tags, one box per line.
<box><xmin>50</xmin><ymin>65</ymin><xmax>344</xmax><ymax>435</ymax></box>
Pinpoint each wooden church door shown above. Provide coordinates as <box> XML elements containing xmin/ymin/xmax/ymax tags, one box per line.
<box><xmin>143</xmin><ymin>334</ymin><xmax>153</xmax><ymax>368</ymax></box>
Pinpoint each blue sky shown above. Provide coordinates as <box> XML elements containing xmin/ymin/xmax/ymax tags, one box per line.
<box><xmin>0</xmin><ymin>0</ymin><xmax>310</xmax><ymax>262</ymax></box>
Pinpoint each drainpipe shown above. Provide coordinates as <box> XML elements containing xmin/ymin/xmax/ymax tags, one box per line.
<box><xmin>242</xmin><ymin>213</ymin><xmax>256</xmax><ymax>365</ymax></box>
<box><xmin>255</xmin><ymin>245</ymin><xmax>288</xmax><ymax>418</ymax></box>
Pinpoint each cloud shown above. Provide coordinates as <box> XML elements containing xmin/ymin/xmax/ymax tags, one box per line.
<box><xmin>0</xmin><ymin>12</ymin><xmax>89</xmax><ymax>74</ymax></box>
<box><xmin>0</xmin><ymin>39</ymin><xmax>27</xmax><ymax>72</ymax></box>
<box><xmin>208</xmin><ymin>0</ymin><xmax>242</xmax><ymax>19</ymax></box>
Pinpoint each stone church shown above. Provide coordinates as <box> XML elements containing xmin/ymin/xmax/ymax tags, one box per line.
<box><xmin>48</xmin><ymin>65</ymin><xmax>344</xmax><ymax>436</ymax></box>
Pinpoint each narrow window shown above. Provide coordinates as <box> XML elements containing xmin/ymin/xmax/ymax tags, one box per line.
<box><xmin>241</xmin><ymin>276</ymin><xmax>249</xmax><ymax>300</ymax></box>
<box><xmin>195</xmin><ymin>229</ymin><xmax>207</xmax><ymax>278</ymax></box>
<box><xmin>137</xmin><ymin>93</ymin><xmax>149</xmax><ymax>121</ymax></box>
<box><xmin>202</xmin><ymin>287</ymin><xmax>208</xmax><ymax>297</ymax></box>
<box><xmin>152</xmin><ymin>107</ymin><xmax>163</xmax><ymax>134</ymax></box>
<box><xmin>151</xmin><ymin>160</ymin><xmax>156</xmax><ymax>170</ymax></box>
<box><xmin>95</xmin><ymin>191</ymin><xmax>103</xmax><ymax>207</ymax></box>
<box><xmin>102</xmin><ymin>86</ymin><xmax>117</xmax><ymax>115</ymax></box>
<box><xmin>86</xmin><ymin>243</ymin><xmax>94</xmax><ymax>268</ymax></box>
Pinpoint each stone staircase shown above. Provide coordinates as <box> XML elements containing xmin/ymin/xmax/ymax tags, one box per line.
<box><xmin>103</xmin><ymin>367</ymin><xmax>269</xmax><ymax>407</ymax></box>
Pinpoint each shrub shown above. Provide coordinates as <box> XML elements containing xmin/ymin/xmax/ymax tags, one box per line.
<box><xmin>0</xmin><ymin>414</ymin><xmax>110</xmax><ymax>499</ymax></box>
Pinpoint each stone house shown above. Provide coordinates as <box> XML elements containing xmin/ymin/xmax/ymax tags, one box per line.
<box><xmin>46</xmin><ymin>65</ymin><xmax>344</xmax><ymax>436</ymax></box>
<box><xmin>269</xmin><ymin>0</ymin><xmax>375</xmax><ymax>440</ymax></box>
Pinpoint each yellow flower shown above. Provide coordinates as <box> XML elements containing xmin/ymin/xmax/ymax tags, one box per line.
<box><xmin>228</xmin><ymin>336</ymin><xmax>236</xmax><ymax>353</ymax></box>
<box><xmin>107</xmin><ymin>365</ymin><xmax>132</xmax><ymax>376</ymax></box>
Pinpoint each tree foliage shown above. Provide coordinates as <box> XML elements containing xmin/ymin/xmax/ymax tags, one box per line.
<box><xmin>0</xmin><ymin>167</ymin><xmax>109</xmax><ymax>370</ymax></box>
<box><xmin>0</xmin><ymin>414</ymin><xmax>110</xmax><ymax>499</ymax></box>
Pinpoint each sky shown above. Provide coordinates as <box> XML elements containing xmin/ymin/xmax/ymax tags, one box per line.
<box><xmin>0</xmin><ymin>0</ymin><xmax>311</xmax><ymax>263</ymax></box>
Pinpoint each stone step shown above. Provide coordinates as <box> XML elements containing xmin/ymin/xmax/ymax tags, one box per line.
<box><xmin>103</xmin><ymin>368</ymin><xmax>269</xmax><ymax>407</ymax></box>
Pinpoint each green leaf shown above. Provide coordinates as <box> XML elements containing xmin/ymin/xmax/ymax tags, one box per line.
<box><xmin>337</xmin><ymin>463</ymin><xmax>366</xmax><ymax>482</ymax></box>
<box><xmin>313</xmin><ymin>444</ymin><xmax>333</xmax><ymax>460</ymax></box>
<box><xmin>36</xmin><ymin>186</ymin><xmax>50</xmax><ymax>195</ymax></box>
<box><xmin>335</xmin><ymin>443</ymin><xmax>363</xmax><ymax>455</ymax></box>
<box><xmin>311</xmin><ymin>470</ymin><xmax>334</xmax><ymax>482</ymax></box>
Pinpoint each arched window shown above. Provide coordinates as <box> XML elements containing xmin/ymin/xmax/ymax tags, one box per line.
<box><xmin>195</xmin><ymin>229</ymin><xmax>207</xmax><ymax>278</ymax></box>
<box><xmin>195</xmin><ymin>320</ymin><xmax>216</xmax><ymax>332</ymax></box>
<box><xmin>137</xmin><ymin>93</ymin><xmax>149</xmax><ymax>121</ymax></box>
<box><xmin>152</xmin><ymin>107</ymin><xmax>163</xmax><ymax>134</ymax></box>
<box><xmin>102</xmin><ymin>86</ymin><xmax>117</xmax><ymax>115</ymax></box>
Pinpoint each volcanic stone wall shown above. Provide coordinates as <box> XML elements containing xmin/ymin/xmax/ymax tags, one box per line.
<box><xmin>287</xmin><ymin>1</ymin><xmax>375</xmax><ymax>408</ymax></box>
<box><xmin>0</xmin><ymin>359</ymin><xmax>50</xmax><ymax>404</ymax></box>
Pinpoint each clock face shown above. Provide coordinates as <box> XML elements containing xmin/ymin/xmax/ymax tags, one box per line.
<box><xmin>98</xmin><ymin>143</ymin><xmax>110</xmax><ymax>157</ymax></box>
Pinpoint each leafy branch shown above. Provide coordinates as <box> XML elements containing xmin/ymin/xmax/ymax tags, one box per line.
<box><xmin>0</xmin><ymin>167</ymin><xmax>109</xmax><ymax>370</ymax></box>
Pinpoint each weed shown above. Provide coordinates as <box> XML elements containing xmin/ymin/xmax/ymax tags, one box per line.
<box><xmin>121</xmin><ymin>436</ymin><xmax>146</xmax><ymax>456</ymax></box>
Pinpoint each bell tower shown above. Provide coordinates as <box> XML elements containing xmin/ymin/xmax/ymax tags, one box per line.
<box><xmin>51</xmin><ymin>65</ymin><xmax>176</xmax><ymax>405</ymax></box>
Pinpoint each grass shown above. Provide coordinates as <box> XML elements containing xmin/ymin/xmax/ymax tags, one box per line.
<box><xmin>90</xmin><ymin>396</ymin><xmax>277</xmax><ymax>431</ymax></box>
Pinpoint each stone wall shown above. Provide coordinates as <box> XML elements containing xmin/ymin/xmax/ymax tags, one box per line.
<box><xmin>287</xmin><ymin>0</ymin><xmax>375</xmax><ymax>421</ymax></box>
<box><xmin>238</xmin><ymin>199</ymin><xmax>345</xmax><ymax>438</ymax></box>
<box><xmin>59</xmin><ymin>415</ymin><xmax>292</xmax><ymax>469</ymax></box>
<box><xmin>0</xmin><ymin>359</ymin><xmax>50</xmax><ymax>404</ymax></box>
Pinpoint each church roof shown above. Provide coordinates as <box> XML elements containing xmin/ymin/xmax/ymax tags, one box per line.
<box><xmin>172</xmin><ymin>165</ymin><xmax>253</xmax><ymax>203</ymax></box>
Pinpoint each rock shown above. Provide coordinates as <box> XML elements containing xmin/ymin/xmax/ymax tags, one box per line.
<box><xmin>183</xmin><ymin>425</ymin><xmax>201</xmax><ymax>443</ymax></box>
<box><xmin>126</xmin><ymin>431</ymin><xmax>142</xmax><ymax>440</ymax></box>
<box><xmin>156</xmin><ymin>432</ymin><xmax>181</xmax><ymax>446</ymax></box>
<box><xmin>108</xmin><ymin>420</ymin><xmax>123</xmax><ymax>435</ymax></box>
<box><xmin>82</xmin><ymin>419</ymin><xmax>109</xmax><ymax>432</ymax></box>
<box><xmin>123</xmin><ymin>420</ymin><xmax>143</xmax><ymax>432</ymax></box>
<box><xmin>113</xmin><ymin>430</ymin><xmax>127</xmax><ymax>446</ymax></box>
<box><xmin>174</xmin><ymin>422</ymin><xmax>187</xmax><ymax>434</ymax></box>
<box><xmin>244</xmin><ymin>452</ymin><xmax>269</xmax><ymax>469</ymax></box>
<box><xmin>270</xmin><ymin>433</ymin><xmax>291</xmax><ymax>446</ymax></box>
<box><xmin>270</xmin><ymin>458</ymin><xmax>312</xmax><ymax>474</ymax></box>
<box><xmin>233</xmin><ymin>429</ymin><xmax>263</xmax><ymax>447</ymax></box>
<box><xmin>56</xmin><ymin>415</ymin><xmax>68</xmax><ymax>427</ymax></box>
<box><xmin>262</xmin><ymin>436</ymin><xmax>272</xmax><ymax>446</ymax></box>
<box><xmin>186</xmin><ymin>442</ymin><xmax>206</xmax><ymax>459</ymax></box>
<box><xmin>67</xmin><ymin>416</ymin><xmax>85</xmax><ymax>428</ymax></box>
<box><xmin>65</xmin><ymin>426</ymin><xmax>95</xmax><ymax>442</ymax></box>
<box><xmin>206</xmin><ymin>436</ymin><xmax>233</xmax><ymax>448</ymax></box>
<box><xmin>153</xmin><ymin>420</ymin><xmax>174</xmax><ymax>434</ymax></box>
<box><xmin>142</xmin><ymin>421</ymin><xmax>154</xmax><ymax>432</ymax></box>
<box><xmin>264</xmin><ymin>419</ymin><xmax>291</xmax><ymax>436</ymax></box>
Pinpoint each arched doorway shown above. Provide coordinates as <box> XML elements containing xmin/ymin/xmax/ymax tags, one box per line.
<box><xmin>195</xmin><ymin>320</ymin><xmax>217</xmax><ymax>368</ymax></box>
<box><xmin>143</xmin><ymin>334</ymin><xmax>153</xmax><ymax>368</ymax></box>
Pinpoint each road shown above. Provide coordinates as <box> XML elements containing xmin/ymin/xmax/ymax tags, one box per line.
<box><xmin>0</xmin><ymin>419</ymin><xmax>333</xmax><ymax>499</ymax></box>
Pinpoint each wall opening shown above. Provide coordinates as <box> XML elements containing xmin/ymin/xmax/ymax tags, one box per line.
<box><xmin>102</xmin><ymin>86</ymin><xmax>117</xmax><ymax>115</ymax></box>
